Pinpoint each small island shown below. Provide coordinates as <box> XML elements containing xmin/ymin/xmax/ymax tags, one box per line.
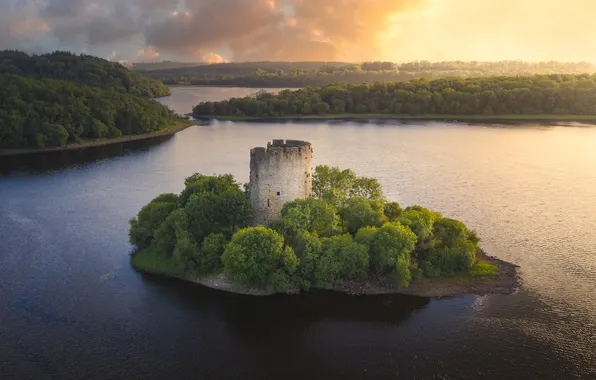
<box><xmin>191</xmin><ymin>75</ymin><xmax>596</xmax><ymax>124</ymax></box>
<box><xmin>130</xmin><ymin>140</ymin><xmax>519</xmax><ymax>297</ymax></box>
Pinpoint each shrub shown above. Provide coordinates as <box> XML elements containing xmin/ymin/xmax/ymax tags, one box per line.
<box><xmin>425</xmin><ymin>239</ymin><xmax>477</xmax><ymax>276</ymax></box>
<box><xmin>468</xmin><ymin>260</ymin><xmax>498</xmax><ymax>276</ymax></box>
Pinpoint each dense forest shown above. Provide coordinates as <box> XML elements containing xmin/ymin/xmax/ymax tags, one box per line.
<box><xmin>130</xmin><ymin>167</ymin><xmax>493</xmax><ymax>294</ymax></box>
<box><xmin>0</xmin><ymin>50</ymin><xmax>171</xmax><ymax>98</ymax></box>
<box><xmin>140</xmin><ymin>60</ymin><xmax>596</xmax><ymax>87</ymax></box>
<box><xmin>0</xmin><ymin>74</ymin><xmax>175</xmax><ymax>149</ymax></box>
<box><xmin>192</xmin><ymin>74</ymin><xmax>596</xmax><ymax>118</ymax></box>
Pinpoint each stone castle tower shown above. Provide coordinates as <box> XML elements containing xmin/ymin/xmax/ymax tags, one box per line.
<box><xmin>250</xmin><ymin>139</ymin><xmax>313</xmax><ymax>226</ymax></box>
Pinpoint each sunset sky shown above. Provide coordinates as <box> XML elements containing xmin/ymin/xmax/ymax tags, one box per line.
<box><xmin>1</xmin><ymin>0</ymin><xmax>595</xmax><ymax>63</ymax></box>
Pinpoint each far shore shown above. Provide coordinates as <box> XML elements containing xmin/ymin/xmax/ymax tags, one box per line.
<box><xmin>168</xmin><ymin>84</ymin><xmax>302</xmax><ymax>89</ymax></box>
<box><xmin>0</xmin><ymin>120</ymin><xmax>199</xmax><ymax>157</ymax></box>
<box><xmin>132</xmin><ymin>248</ymin><xmax>520</xmax><ymax>298</ymax></box>
<box><xmin>194</xmin><ymin>113</ymin><xmax>596</xmax><ymax>124</ymax></box>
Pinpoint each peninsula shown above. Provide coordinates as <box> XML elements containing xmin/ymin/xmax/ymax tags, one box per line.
<box><xmin>0</xmin><ymin>51</ymin><xmax>179</xmax><ymax>154</ymax></box>
<box><xmin>130</xmin><ymin>140</ymin><xmax>519</xmax><ymax>297</ymax></box>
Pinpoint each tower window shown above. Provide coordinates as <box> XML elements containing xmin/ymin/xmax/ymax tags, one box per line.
<box><xmin>268</xmin><ymin>199</ymin><xmax>270</xmax><ymax>207</ymax></box>
<box><xmin>277</xmin><ymin>191</ymin><xmax>281</xmax><ymax>196</ymax></box>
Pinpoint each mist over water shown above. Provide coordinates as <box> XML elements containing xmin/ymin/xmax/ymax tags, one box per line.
<box><xmin>1</xmin><ymin>87</ymin><xmax>595</xmax><ymax>379</ymax></box>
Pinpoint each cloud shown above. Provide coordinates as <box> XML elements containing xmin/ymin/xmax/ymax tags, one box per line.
<box><xmin>1</xmin><ymin>0</ymin><xmax>596</xmax><ymax>62</ymax></box>
<box><xmin>0</xmin><ymin>2</ymin><xmax>50</xmax><ymax>49</ymax></box>
<box><xmin>143</xmin><ymin>0</ymin><xmax>418</xmax><ymax>61</ymax></box>
<box><xmin>137</xmin><ymin>46</ymin><xmax>160</xmax><ymax>61</ymax></box>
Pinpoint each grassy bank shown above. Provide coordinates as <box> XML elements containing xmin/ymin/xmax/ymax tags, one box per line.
<box><xmin>198</xmin><ymin>113</ymin><xmax>596</xmax><ymax>123</ymax></box>
<box><xmin>0</xmin><ymin>120</ymin><xmax>198</xmax><ymax>157</ymax></box>
<box><xmin>131</xmin><ymin>249</ymin><xmax>189</xmax><ymax>278</ymax></box>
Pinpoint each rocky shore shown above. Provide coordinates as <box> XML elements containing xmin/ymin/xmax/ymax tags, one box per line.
<box><xmin>140</xmin><ymin>248</ymin><xmax>519</xmax><ymax>298</ymax></box>
<box><xmin>333</xmin><ymin>249</ymin><xmax>519</xmax><ymax>297</ymax></box>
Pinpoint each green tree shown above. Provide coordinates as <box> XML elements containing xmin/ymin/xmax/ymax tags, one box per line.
<box><xmin>129</xmin><ymin>195</ymin><xmax>178</xmax><ymax>249</ymax></box>
<box><xmin>384</xmin><ymin>202</ymin><xmax>403</xmax><ymax>222</ymax></box>
<box><xmin>273</xmin><ymin>197</ymin><xmax>339</xmax><ymax>240</ymax></box>
<box><xmin>356</xmin><ymin>222</ymin><xmax>417</xmax><ymax>275</ymax></box>
<box><xmin>312</xmin><ymin>165</ymin><xmax>358</xmax><ymax>207</ymax></box>
<box><xmin>424</xmin><ymin>239</ymin><xmax>477</xmax><ymax>276</ymax></box>
<box><xmin>184</xmin><ymin>190</ymin><xmax>251</xmax><ymax>243</ymax></box>
<box><xmin>196</xmin><ymin>233</ymin><xmax>228</xmax><ymax>275</ymax></box>
<box><xmin>292</xmin><ymin>231</ymin><xmax>323</xmax><ymax>290</ymax></box>
<box><xmin>152</xmin><ymin>208</ymin><xmax>188</xmax><ymax>256</ymax></box>
<box><xmin>389</xmin><ymin>256</ymin><xmax>412</xmax><ymax>288</ymax></box>
<box><xmin>341</xmin><ymin>197</ymin><xmax>386</xmax><ymax>234</ymax></box>
<box><xmin>179</xmin><ymin>173</ymin><xmax>241</xmax><ymax>205</ymax></box>
<box><xmin>321</xmin><ymin>234</ymin><xmax>369</xmax><ymax>280</ymax></box>
<box><xmin>221</xmin><ymin>227</ymin><xmax>299</xmax><ymax>292</ymax></box>
<box><xmin>397</xmin><ymin>206</ymin><xmax>442</xmax><ymax>251</ymax></box>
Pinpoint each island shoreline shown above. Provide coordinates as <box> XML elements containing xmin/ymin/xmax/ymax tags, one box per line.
<box><xmin>0</xmin><ymin>120</ymin><xmax>199</xmax><ymax>157</ymax></box>
<box><xmin>131</xmin><ymin>248</ymin><xmax>520</xmax><ymax>298</ymax></box>
<box><xmin>194</xmin><ymin>114</ymin><xmax>596</xmax><ymax>125</ymax></box>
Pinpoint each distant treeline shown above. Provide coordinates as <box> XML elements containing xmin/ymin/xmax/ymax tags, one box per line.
<box><xmin>0</xmin><ymin>50</ymin><xmax>171</xmax><ymax>98</ymax></box>
<box><xmin>140</xmin><ymin>61</ymin><xmax>596</xmax><ymax>87</ymax></box>
<box><xmin>0</xmin><ymin>74</ymin><xmax>175</xmax><ymax>149</ymax></box>
<box><xmin>192</xmin><ymin>74</ymin><xmax>596</xmax><ymax>118</ymax></box>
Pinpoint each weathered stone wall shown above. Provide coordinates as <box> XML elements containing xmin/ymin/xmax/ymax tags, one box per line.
<box><xmin>250</xmin><ymin>139</ymin><xmax>312</xmax><ymax>226</ymax></box>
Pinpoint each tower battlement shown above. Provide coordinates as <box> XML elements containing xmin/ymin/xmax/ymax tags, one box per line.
<box><xmin>249</xmin><ymin>139</ymin><xmax>313</xmax><ymax>226</ymax></box>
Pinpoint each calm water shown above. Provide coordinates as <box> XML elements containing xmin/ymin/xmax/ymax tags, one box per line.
<box><xmin>1</xmin><ymin>87</ymin><xmax>596</xmax><ymax>379</ymax></box>
<box><xmin>158</xmin><ymin>86</ymin><xmax>296</xmax><ymax>115</ymax></box>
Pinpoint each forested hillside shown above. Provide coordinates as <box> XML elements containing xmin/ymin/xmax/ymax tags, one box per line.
<box><xmin>0</xmin><ymin>50</ymin><xmax>170</xmax><ymax>97</ymax></box>
<box><xmin>0</xmin><ymin>74</ymin><xmax>175</xmax><ymax>149</ymax></box>
<box><xmin>192</xmin><ymin>74</ymin><xmax>596</xmax><ymax>118</ymax></box>
<box><xmin>142</xmin><ymin>61</ymin><xmax>596</xmax><ymax>87</ymax></box>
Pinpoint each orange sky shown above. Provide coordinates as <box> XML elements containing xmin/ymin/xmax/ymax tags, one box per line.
<box><xmin>2</xmin><ymin>0</ymin><xmax>596</xmax><ymax>62</ymax></box>
<box><xmin>381</xmin><ymin>0</ymin><xmax>596</xmax><ymax>62</ymax></box>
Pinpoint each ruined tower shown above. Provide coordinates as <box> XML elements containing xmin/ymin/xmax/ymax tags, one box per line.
<box><xmin>250</xmin><ymin>139</ymin><xmax>313</xmax><ymax>226</ymax></box>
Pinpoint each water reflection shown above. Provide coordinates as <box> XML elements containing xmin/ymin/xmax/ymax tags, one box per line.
<box><xmin>0</xmin><ymin>136</ymin><xmax>173</xmax><ymax>175</ymax></box>
<box><xmin>142</xmin><ymin>275</ymin><xmax>430</xmax><ymax>338</ymax></box>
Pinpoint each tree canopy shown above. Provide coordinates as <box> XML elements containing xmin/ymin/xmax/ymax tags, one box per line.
<box><xmin>192</xmin><ymin>74</ymin><xmax>596</xmax><ymax>118</ymax></box>
<box><xmin>0</xmin><ymin>74</ymin><xmax>176</xmax><ymax>149</ymax></box>
<box><xmin>0</xmin><ymin>50</ymin><xmax>170</xmax><ymax>97</ymax></box>
<box><xmin>139</xmin><ymin>60</ymin><xmax>596</xmax><ymax>88</ymax></box>
<box><xmin>130</xmin><ymin>166</ymin><xmax>490</xmax><ymax>293</ymax></box>
<box><xmin>130</xmin><ymin>173</ymin><xmax>252</xmax><ymax>277</ymax></box>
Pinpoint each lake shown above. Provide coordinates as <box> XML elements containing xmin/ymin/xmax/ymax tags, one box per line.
<box><xmin>1</xmin><ymin>87</ymin><xmax>595</xmax><ymax>379</ymax></box>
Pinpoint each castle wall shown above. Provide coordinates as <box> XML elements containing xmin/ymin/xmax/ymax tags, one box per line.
<box><xmin>250</xmin><ymin>140</ymin><xmax>312</xmax><ymax>226</ymax></box>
